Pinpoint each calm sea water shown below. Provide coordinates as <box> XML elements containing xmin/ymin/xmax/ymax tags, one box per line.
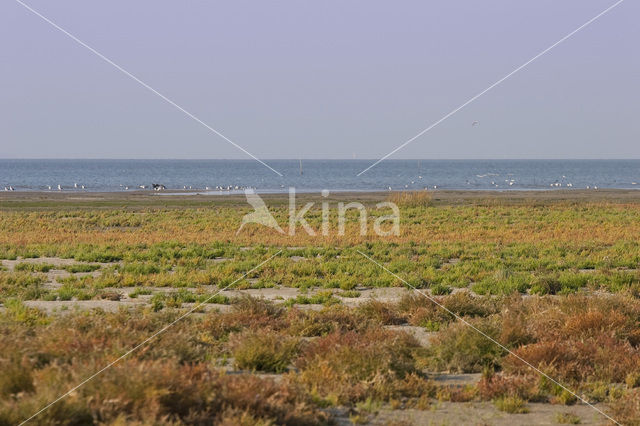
<box><xmin>1</xmin><ymin>159</ymin><xmax>639</xmax><ymax>193</ymax></box>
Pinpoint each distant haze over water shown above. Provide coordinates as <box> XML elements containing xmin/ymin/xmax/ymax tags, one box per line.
<box><xmin>1</xmin><ymin>159</ymin><xmax>639</xmax><ymax>193</ymax></box>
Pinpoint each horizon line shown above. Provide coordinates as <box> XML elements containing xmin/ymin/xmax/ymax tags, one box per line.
<box><xmin>2</xmin><ymin>157</ymin><xmax>640</xmax><ymax>161</ymax></box>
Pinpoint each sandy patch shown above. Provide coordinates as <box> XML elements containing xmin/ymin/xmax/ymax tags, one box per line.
<box><xmin>367</xmin><ymin>401</ymin><xmax>606</xmax><ymax>425</ymax></box>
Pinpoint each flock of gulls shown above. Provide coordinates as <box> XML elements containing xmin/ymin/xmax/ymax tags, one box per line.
<box><xmin>1</xmin><ymin>183</ymin><xmax>253</xmax><ymax>192</ymax></box>
<box><xmin>3</xmin><ymin>174</ymin><xmax>640</xmax><ymax>193</ymax></box>
<box><xmin>2</xmin><ymin>183</ymin><xmax>255</xmax><ymax>192</ymax></box>
<box><xmin>382</xmin><ymin>173</ymin><xmax>639</xmax><ymax>192</ymax></box>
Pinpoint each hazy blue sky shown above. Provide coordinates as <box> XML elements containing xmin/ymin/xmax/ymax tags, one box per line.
<box><xmin>1</xmin><ymin>0</ymin><xmax>638</xmax><ymax>160</ymax></box>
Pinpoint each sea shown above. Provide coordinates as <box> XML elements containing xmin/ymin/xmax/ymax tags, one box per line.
<box><xmin>1</xmin><ymin>159</ymin><xmax>639</xmax><ymax>194</ymax></box>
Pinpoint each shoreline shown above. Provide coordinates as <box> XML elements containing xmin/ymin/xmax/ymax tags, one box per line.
<box><xmin>3</xmin><ymin>188</ymin><xmax>640</xmax><ymax>207</ymax></box>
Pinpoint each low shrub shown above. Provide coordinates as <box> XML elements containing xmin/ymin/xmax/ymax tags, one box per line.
<box><xmin>555</xmin><ymin>412</ymin><xmax>582</xmax><ymax>424</ymax></box>
<box><xmin>609</xmin><ymin>388</ymin><xmax>640</xmax><ymax>426</ymax></box>
<box><xmin>357</xmin><ymin>300</ymin><xmax>404</xmax><ymax>325</ymax></box>
<box><xmin>14</xmin><ymin>263</ymin><xmax>54</xmax><ymax>273</ymax></box>
<box><xmin>0</xmin><ymin>356</ymin><xmax>34</xmax><ymax>397</ymax></box>
<box><xmin>425</xmin><ymin>317</ymin><xmax>505</xmax><ymax>373</ymax></box>
<box><xmin>494</xmin><ymin>395</ymin><xmax>529</xmax><ymax>413</ymax></box>
<box><xmin>231</xmin><ymin>330</ymin><xmax>299</xmax><ymax>373</ymax></box>
<box><xmin>286</xmin><ymin>306</ymin><xmax>369</xmax><ymax>337</ymax></box>
<box><xmin>295</xmin><ymin>328</ymin><xmax>422</xmax><ymax>403</ymax></box>
<box><xmin>64</xmin><ymin>264</ymin><xmax>101</xmax><ymax>273</ymax></box>
<box><xmin>284</xmin><ymin>290</ymin><xmax>340</xmax><ymax>307</ymax></box>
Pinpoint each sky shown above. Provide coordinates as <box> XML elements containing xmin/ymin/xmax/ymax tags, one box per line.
<box><xmin>1</xmin><ymin>0</ymin><xmax>638</xmax><ymax>160</ymax></box>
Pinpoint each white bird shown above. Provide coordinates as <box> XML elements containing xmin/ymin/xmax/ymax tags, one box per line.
<box><xmin>57</xmin><ymin>185</ymin><xmax>62</xmax><ymax>191</ymax></box>
<box><xmin>47</xmin><ymin>185</ymin><xmax>52</xmax><ymax>190</ymax></box>
<box><xmin>81</xmin><ymin>185</ymin><xmax>85</xmax><ymax>189</ymax></box>
<box><xmin>74</xmin><ymin>183</ymin><xmax>78</xmax><ymax>188</ymax></box>
<box><xmin>3</xmin><ymin>187</ymin><xmax>7</xmax><ymax>191</ymax></box>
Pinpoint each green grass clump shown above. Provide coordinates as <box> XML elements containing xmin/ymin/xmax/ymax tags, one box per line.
<box><xmin>284</xmin><ymin>290</ymin><xmax>340</xmax><ymax>307</ymax></box>
<box><xmin>494</xmin><ymin>395</ymin><xmax>529</xmax><ymax>413</ymax></box>
<box><xmin>1</xmin><ymin>299</ymin><xmax>49</xmax><ymax>326</ymax></box>
<box><xmin>555</xmin><ymin>412</ymin><xmax>581</xmax><ymax>424</ymax></box>
<box><xmin>626</xmin><ymin>372</ymin><xmax>640</xmax><ymax>389</ymax></box>
<box><xmin>64</xmin><ymin>264</ymin><xmax>101</xmax><ymax>273</ymax></box>
<box><xmin>148</xmin><ymin>290</ymin><xmax>231</xmax><ymax>309</ymax></box>
<box><xmin>202</xmin><ymin>293</ymin><xmax>231</xmax><ymax>304</ymax></box>
<box><xmin>338</xmin><ymin>290</ymin><xmax>361</xmax><ymax>298</ymax></box>
<box><xmin>128</xmin><ymin>288</ymin><xmax>153</xmax><ymax>298</ymax></box>
<box><xmin>55</xmin><ymin>284</ymin><xmax>94</xmax><ymax>301</ymax></box>
<box><xmin>120</xmin><ymin>262</ymin><xmax>163</xmax><ymax>275</ymax></box>
<box><xmin>430</xmin><ymin>283</ymin><xmax>452</xmax><ymax>295</ymax></box>
<box><xmin>14</xmin><ymin>262</ymin><xmax>54</xmax><ymax>273</ymax></box>
<box><xmin>0</xmin><ymin>272</ymin><xmax>47</xmax><ymax>301</ymax></box>
<box><xmin>231</xmin><ymin>331</ymin><xmax>299</xmax><ymax>373</ymax></box>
